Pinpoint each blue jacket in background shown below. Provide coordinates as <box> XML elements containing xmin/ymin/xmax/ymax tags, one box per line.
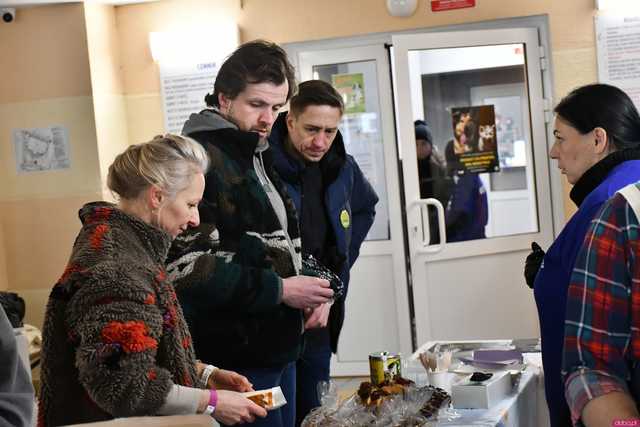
<box><xmin>445</xmin><ymin>173</ymin><xmax>488</xmax><ymax>242</ymax></box>
<box><xmin>534</xmin><ymin>159</ymin><xmax>640</xmax><ymax>427</ymax></box>
<box><xmin>268</xmin><ymin>113</ymin><xmax>378</xmax><ymax>352</ymax></box>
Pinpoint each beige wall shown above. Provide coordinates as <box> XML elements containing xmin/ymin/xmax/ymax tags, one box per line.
<box><xmin>84</xmin><ymin>2</ymin><xmax>129</xmax><ymax>200</ymax></box>
<box><xmin>116</xmin><ymin>0</ymin><xmax>241</xmax><ymax>144</ymax></box>
<box><xmin>239</xmin><ymin>0</ymin><xmax>596</xmax><ymax>219</ymax></box>
<box><xmin>0</xmin><ymin>3</ymin><xmax>102</xmax><ymax>326</ymax></box>
<box><xmin>0</xmin><ymin>222</ymin><xmax>7</xmax><ymax>291</ymax></box>
<box><xmin>0</xmin><ymin>4</ymin><xmax>93</xmax><ymax>104</ymax></box>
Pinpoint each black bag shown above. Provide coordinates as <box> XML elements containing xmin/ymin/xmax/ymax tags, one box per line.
<box><xmin>301</xmin><ymin>254</ymin><xmax>345</xmax><ymax>301</ymax></box>
<box><xmin>0</xmin><ymin>291</ymin><xmax>25</xmax><ymax>328</ymax></box>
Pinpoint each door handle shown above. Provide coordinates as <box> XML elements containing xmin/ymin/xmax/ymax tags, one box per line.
<box><xmin>410</xmin><ymin>198</ymin><xmax>446</xmax><ymax>254</ymax></box>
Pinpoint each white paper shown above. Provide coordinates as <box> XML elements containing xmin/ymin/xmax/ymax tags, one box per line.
<box><xmin>158</xmin><ymin>61</ymin><xmax>219</xmax><ymax>135</ymax></box>
<box><xmin>13</xmin><ymin>126</ymin><xmax>71</xmax><ymax>173</ymax></box>
<box><xmin>242</xmin><ymin>386</ymin><xmax>287</xmax><ymax>411</ymax></box>
<box><xmin>596</xmin><ymin>14</ymin><xmax>640</xmax><ymax>108</ymax></box>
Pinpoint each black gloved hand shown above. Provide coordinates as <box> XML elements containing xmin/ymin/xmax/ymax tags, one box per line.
<box><xmin>524</xmin><ymin>242</ymin><xmax>545</xmax><ymax>289</ymax></box>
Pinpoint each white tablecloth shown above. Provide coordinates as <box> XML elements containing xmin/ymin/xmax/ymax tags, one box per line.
<box><xmin>413</xmin><ymin>342</ymin><xmax>550</xmax><ymax>427</ymax></box>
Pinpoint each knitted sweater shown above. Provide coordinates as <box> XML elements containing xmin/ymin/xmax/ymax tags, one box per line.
<box><xmin>39</xmin><ymin>202</ymin><xmax>199</xmax><ymax>427</ymax></box>
<box><xmin>167</xmin><ymin>110</ymin><xmax>304</xmax><ymax>369</ymax></box>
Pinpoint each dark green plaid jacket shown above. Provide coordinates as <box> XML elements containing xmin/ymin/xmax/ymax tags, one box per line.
<box><xmin>167</xmin><ymin>111</ymin><xmax>304</xmax><ymax>369</ymax></box>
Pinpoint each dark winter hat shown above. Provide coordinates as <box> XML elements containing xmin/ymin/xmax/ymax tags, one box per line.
<box><xmin>414</xmin><ymin>121</ymin><xmax>433</xmax><ymax>145</ymax></box>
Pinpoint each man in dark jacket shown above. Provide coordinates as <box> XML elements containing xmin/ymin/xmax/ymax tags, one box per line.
<box><xmin>166</xmin><ymin>41</ymin><xmax>334</xmax><ymax>427</ymax></box>
<box><xmin>415</xmin><ymin>120</ymin><xmax>450</xmax><ymax>244</ymax></box>
<box><xmin>268</xmin><ymin>80</ymin><xmax>378</xmax><ymax>425</ymax></box>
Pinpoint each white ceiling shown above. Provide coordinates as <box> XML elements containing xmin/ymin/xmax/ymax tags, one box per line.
<box><xmin>0</xmin><ymin>0</ymin><xmax>159</xmax><ymax>7</ymax></box>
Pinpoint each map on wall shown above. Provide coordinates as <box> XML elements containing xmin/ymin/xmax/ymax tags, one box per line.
<box><xmin>13</xmin><ymin>126</ymin><xmax>71</xmax><ymax>173</ymax></box>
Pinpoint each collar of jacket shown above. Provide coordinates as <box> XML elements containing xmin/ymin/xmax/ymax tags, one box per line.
<box><xmin>269</xmin><ymin>112</ymin><xmax>346</xmax><ymax>185</ymax></box>
<box><xmin>570</xmin><ymin>148</ymin><xmax>640</xmax><ymax>207</ymax></box>
<box><xmin>79</xmin><ymin>201</ymin><xmax>172</xmax><ymax>264</ymax></box>
<box><xmin>190</xmin><ymin>109</ymin><xmax>266</xmax><ymax>161</ymax></box>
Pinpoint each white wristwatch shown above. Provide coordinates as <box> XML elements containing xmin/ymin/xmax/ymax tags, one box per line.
<box><xmin>200</xmin><ymin>364</ymin><xmax>218</xmax><ymax>388</ymax></box>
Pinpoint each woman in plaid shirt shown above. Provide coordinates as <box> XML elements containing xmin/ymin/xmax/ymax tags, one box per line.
<box><xmin>564</xmin><ymin>184</ymin><xmax>640</xmax><ymax>425</ymax></box>
<box><xmin>530</xmin><ymin>84</ymin><xmax>640</xmax><ymax>427</ymax></box>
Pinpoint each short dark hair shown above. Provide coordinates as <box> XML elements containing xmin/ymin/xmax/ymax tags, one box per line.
<box><xmin>204</xmin><ymin>40</ymin><xmax>296</xmax><ymax>107</ymax></box>
<box><xmin>289</xmin><ymin>80</ymin><xmax>344</xmax><ymax>117</ymax></box>
<box><xmin>554</xmin><ymin>83</ymin><xmax>640</xmax><ymax>151</ymax></box>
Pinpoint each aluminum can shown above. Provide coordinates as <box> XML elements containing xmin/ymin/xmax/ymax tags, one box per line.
<box><xmin>369</xmin><ymin>352</ymin><xmax>401</xmax><ymax>385</ymax></box>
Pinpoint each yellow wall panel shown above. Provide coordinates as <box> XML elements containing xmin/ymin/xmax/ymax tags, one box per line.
<box><xmin>238</xmin><ymin>0</ymin><xmax>547</xmax><ymax>43</ymax></box>
<box><xmin>124</xmin><ymin>94</ymin><xmax>166</xmax><ymax>144</ymax></box>
<box><xmin>85</xmin><ymin>2</ymin><xmax>125</xmax><ymax>96</ymax></box>
<box><xmin>85</xmin><ymin>3</ymin><xmax>131</xmax><ymax>198</ymax></box>
<box><xmin>0</xmin><ymin>194</ymin><xmax>101</xmax><ymax>292</ymax></box>
<box><xmin>0</xmin><ymin>222</ymin><xmax>7</xmax><ymax>291</ymax></box>
<box><xmin>92</xmin><ymin>93</ymin><xmax>131</xmax><ymax>200</ymax></box>
<box><xmin>0</xmin><ymin>3</ymin><xmax>92</xmax><ymax>104</ymax></box>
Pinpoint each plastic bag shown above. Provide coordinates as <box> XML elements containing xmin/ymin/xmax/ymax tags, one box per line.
<box><xmin>302</xmin><ymin>254</ymin><xmax>345</xmax><ymax>300</ymax></box>
<box><xmin>302</xmin><ymin>379</ymin><xmax>452</xmax><ymax>426</ymax></box>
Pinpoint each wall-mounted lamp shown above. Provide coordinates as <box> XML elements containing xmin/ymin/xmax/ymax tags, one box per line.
<box><xmin>386</xmin><ymin>0</ymin><xmax>418</xmax><ymax>17</ymax></box>
<box><xmin>149</xmin><ymin>24</ymin><xmax>238</xmax><ymax>64</ymax></box>
<box><xmin>596</xmin><ymin>0</ymin><xmax>640</xmax><ymax>11</ymax></box>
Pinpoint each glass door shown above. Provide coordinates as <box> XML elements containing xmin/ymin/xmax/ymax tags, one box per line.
<box><xmin>392</xmin><ymin>28</ymin><xmax>554</xmax><ymax>344</ymax></box>
<box><xmin>297</xmin><ymin>45</ymin><xmax>412</xmax><ymax>375</ymax></box>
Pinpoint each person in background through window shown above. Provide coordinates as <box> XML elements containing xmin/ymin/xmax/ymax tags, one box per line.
<box><xmin>414</xmin><ymin>120</ymin><xmax>449</xmax><ymax>244</ymax></box>
<box><xmin>443</xmin><ymin>113</ymin><xmax>488</xmax><ymax>243</ymax></box>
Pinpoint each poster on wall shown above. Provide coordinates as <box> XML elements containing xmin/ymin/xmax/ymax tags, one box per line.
<box><xmin>13</xmin><ymin>126</ymin><xmax>71</xmax><ymax>173</ymax></box>
<box><xmin>595</xmin><ymin>14</ymin><xmax>640</xmax><ymax>109</ymax></box>
<box><xmin>158</xmin><ymin>61</ymin><xmax>219</xmax><ymax>134</ymax></box>
<box><xmin>448</xmin><ymin>105</ymin><xmax>499</xmax><ymax>175</ymax></box>
<box><xmin>332</xmin><ymin>73</ymin><xmax>366</xmax><ymax>114</ymax></box>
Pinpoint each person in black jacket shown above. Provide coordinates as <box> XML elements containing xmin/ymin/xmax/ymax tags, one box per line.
<box><xmin>167</xmin><ymin>42</ymin><xmax>334</xmax><ymax>427</ymax></box>
<box><xmin>268</xmin><ymin>80</ymin><xmax>378</xmax><ymax>425</ymax></box>
<box><xmin>414</xmin><ymin>120</ymin><xmax>449</xmax><ymax>244</ymax></box>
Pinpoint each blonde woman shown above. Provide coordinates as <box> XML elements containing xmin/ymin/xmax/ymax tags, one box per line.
<box><xmin>38</xmin><ymin>135</ymin><xmax>266</xmax><ymax>427</ymax></box>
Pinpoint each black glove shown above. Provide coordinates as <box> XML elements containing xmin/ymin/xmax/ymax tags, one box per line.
<box><xmin>524</xmin><ymin>242</ymin><xmax>545</xmax><ymax>289</ymax></box>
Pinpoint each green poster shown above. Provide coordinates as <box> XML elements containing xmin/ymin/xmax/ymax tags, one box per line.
<box><xmin>332</xmin><ymin>73</ymin><xmax>365</xmax><ymax>114</ymax></box>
